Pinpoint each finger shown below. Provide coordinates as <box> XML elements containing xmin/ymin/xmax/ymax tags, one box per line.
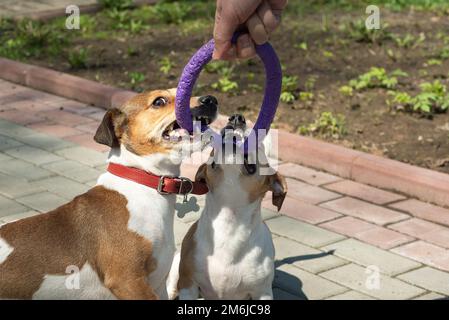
<box><xmin>257</xmin><ymin>1</ymin><xmax>279</xmax><ymax>33</ymax></box>
<box><xmin>267</xmin><ymin>0</ymin><xmax>288</xmax><ymax>10</ymax></box>
<box><xmin>221</xmin><ymin>45</ymin><xmax>237</xmax><ymax>61</ymax></box>
<box><xmin>246</xmin><ymin>14</ymin><xmax>269</xmax><ymax>45</ymax></box>
<box><xmin>236</xmin><ymin>34</ymin><xmax>256</xmax><ymax>59</ymax></box>
<box><xmin>268</xmin><ymin>0</ymin><xmax>287</xmax><ymax>21</ymax></box>
<box><xmin>213</xmin><ymin>1</ymin><xmax>239</xmax><ymax>60</ymax></box>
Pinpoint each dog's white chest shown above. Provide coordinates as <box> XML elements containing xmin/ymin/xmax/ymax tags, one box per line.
<box><xmin>195</xmin><ymin>221</ymin><xmax>275</xmax><ymax>300</ymax></box>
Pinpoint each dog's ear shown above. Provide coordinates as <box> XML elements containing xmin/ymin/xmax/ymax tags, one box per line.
<box><xmin>195</xmin><ymin>163</ymin><xmax>208</xmax><ymax>183</ymax></box>
<box><xmin>94</xmin><ymin>108</ymin><xmax>127</xmax><ymax>147</ymax></box>
<box><xmin>268</xmin><ymin>172</ymin><xmax>287</xmax><ymax>211</ymax></box>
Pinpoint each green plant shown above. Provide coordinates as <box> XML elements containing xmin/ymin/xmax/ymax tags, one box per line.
<box><xmin>388</xmin><ymin>80</ymin><xmax>449</xmax><ymax>115</ymax></box>
<box><xmin>0</xmin><ymin>19</ymin><xmax>67</xmax><ymax>59</ymax></box>
<box><xmin>152</xmin><ymin>2</ymin><xmax>191</xmax><ymax>24</ymax></box>
<box><xmin>205</xmin><ymin>60</ymin><xmax>229</xmax><ymax>74</ymax></box>
<box><xmin>392</xmin><ymin>33</ymin><xmax>425</xmax><ymax>48</ymax></box>
<box><xmin>440</xmin><ymin>47</ymin><xmax>449</xmax><ymax>59</ymax></box>
<box><xmin>298</xmin><ymin>112</ymin><xmax>347</xmax><ymax>139</ymax></box>
<box><xmin>68</xmin><ymin>48</ymin><xmax>89</xmax><ymax>69</ymax></box>
<box><xmin>344</xmin><ymin>19</ymin><xmax>391</xmax><ymax>44</ymax></box>
<box><xmin>299</xmin><ymin>91</ymin><xmax>314</xmax><ymax>102</ymax></box>
<box><xmin>209</xmin><ymin>62</ymin><xmax>239</xmax><ymax>94</ymax></box>
<box><xmin>159</xmin><ymin>57</ymin><xmax>174</xmax><ymax>74</ymax></box>
<box><xmin>211</xmin><ymin>77</ymin><xmax>238</xmax><ymax>94</ymax></box>
<box><xmin>280</xmin><ymin>75</ymin><xmax>299</xmax><ymax>103</ymax></box>
<box><xmin>426</xmin><ymin>59</ymin><xmax>442</xmax><ymax>66</ymax></box>
<box><xmin>99</xmin><ymin>0</ymin><xmax>132</xmax><ymax>10</ymax></box>
<box><xmin>294</xmin><ymin>42</ymin><xmax>308</xmax><ymax>51</ymax></box>
<box><xmin>349</xmin><ymin>67</ymin><xmax>407</xmax><ymax>90</ymax></box>
<box><xmin>129</xmin><ymin>72</ymin><xmax>146</xmax><ymax>91</ymax></box>
<box><xmin>339</xmin><ymin>85</ymin><xmax>354</xmax><ymax>97</ymax></box>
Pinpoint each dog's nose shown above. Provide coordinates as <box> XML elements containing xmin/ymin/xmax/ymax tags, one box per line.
<box><xmin>228</xmin><ymin>114</ymin><xmax>246</xmax><ymax>128</ymax></box>
<box><xmin>199</xmin><ymin>95</ymin><xmax>218</xmax><ymax>106</ymax></box>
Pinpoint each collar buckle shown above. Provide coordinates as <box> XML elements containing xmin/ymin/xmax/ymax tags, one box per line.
<box><xmin>157</xmin><ymin>175</ymin><xmax>173</xmax><ymax>195</ymax></box>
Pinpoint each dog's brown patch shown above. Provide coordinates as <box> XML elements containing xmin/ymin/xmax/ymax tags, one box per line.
<box><xmin>177</xmin><ymin>221</ymin><xmax>198</xmax><ymax>290</ymax></box>
<box><xmin>0</xmin><ymin>186</ymin><xmax>157</xmax><ymax>300</ymax></box>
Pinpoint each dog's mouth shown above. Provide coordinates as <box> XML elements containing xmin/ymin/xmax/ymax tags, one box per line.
<box><xmin>162</xmin><ymin>96</ymin><xmax>218</xmax><ymax>142</ymax></box>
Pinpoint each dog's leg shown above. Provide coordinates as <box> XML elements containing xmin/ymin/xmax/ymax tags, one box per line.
<box><xmin>105</xmin><ymin>275</ymin><xmax>158</xmax><ymax>300</ymax></box>
<box><xmin>166</xmin><ymin>251</ymin><xmax>181</xmax><ymax>300</ymax></box>
<box><xmin>178</xmin><ymin>286</ymin><xmax>200</xmax><ymax>300</ymax></box>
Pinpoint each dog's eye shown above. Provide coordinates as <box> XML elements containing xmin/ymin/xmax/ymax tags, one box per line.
<box><xmin>152</xmin><ymin>97</ymin><xmax>167</xmax><ymax>108</ymax></box>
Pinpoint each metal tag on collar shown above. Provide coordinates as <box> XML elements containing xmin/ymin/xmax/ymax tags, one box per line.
<box><xmin>178</xmin><ymin>177</ymin><xmax>194</xmax><ymax>203</ymax></box>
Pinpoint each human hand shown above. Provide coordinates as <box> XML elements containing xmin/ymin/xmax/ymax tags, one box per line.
<box><xmin>213</xmin><ymin>0</ymin><xmax>287</xmax><ymax>60</ymax></box>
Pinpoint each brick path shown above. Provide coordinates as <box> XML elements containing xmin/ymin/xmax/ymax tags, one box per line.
<box><xmin>1</xmin><ymin>79</ymin><xmax>449</xmax><ymax>299</ymax></box>
<box><xmin>0</xmin><ymin>0</ymin><xmax>96</xmax><ymax>18</ymax></box>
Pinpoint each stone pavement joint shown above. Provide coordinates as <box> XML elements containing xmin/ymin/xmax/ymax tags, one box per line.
<box><xmin>0</xmin><ymin>79</ymin><xmax>448</xmax><ymax>299</ymax></box>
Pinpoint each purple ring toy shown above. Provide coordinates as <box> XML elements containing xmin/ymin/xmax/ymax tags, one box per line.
<box><xmin>175</xmin><ymin>34</ymin><xmax>282</xmax><ymax>151</ymax></box>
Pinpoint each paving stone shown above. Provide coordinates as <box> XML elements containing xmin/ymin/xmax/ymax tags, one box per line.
<box><xmin>28</xmin><ymin>123</ymin><xmax>83</xmax><ymax>138</ymax></box>
<box><xmin>15</xmin><ymin>132</ymin><xmax>75</xmax><ymax>152</ymax></box>
<box><xmin>285</xmin><ymin>178</ymin><xmax>341</xmax><ymax>205</ymax></box>
<box><xmin>321</xmin><ymin>197</ymin><xmax>409</xmax><ymax>225</ymax></box>
<box><xmin>264</xmin><ymin>197</ymin><xmax>341</xmax><ymax>225</ymax></box>
<box><xmin>266</xmin><ymin>216</ymin><xmax>345</xmax><ymax>248</ymax></box>
<box><xmin>0</xmin><ymin>195</ymin><xmax>28</xmax><ymax>218</ymax></box>
<box><xmin>0</xmin><ymin>172</ymin><xmax>44</xmax><ymax>198</ymax></box>
<box><xmin>4</xmin><ymin>145</ymin><xmax>63</xmax><ymax>165</ymax></box>
<box><xmin>322</xmin><ymin>239</ymin><xmax>421</xmax><ymax>276</ymax></box>
<box><xmin>55</xmin><ymin>146</ymin><xmax>107</xmax><ymax>167</ymax></box>
<box><xmin>0</xmin><ymin>135</ymin><xmax>22</xmax><ymax>151</ymax></box>
<box><xmin>414</xmin><ymin>292</ymin><xmax>446</xmax><ymax>300</ymax></box>
<box><xmin>274</xmin><ymin>264</ymin><xmax>347</xmax><ymax>300</ymax></box>
<box><xmin>277</xmin><ymin>162</ymin><xmax>341</xmax><ymax>186</ymax></box>
<box><xmin>174</xmin><ymin>220</ymin><xmax>193</xmax><ymax>247</ymax></box>
<box><xmin>16</xmin><ymin>192</ymin><xmax>67</xmax><ymax>213</ymax></box>
<box><xmin>64</xmin><ymin>134</ymin><xmax>110</xmax><ymax>153</ymax></box>
<box><xmin>325</xmin><ymin>290</ymin><xmax>375</xmax><ymax>300</ymax></box>
<box><xmin>0</xmin><ymin>109</ymin><xmax>45</xmax><ymax>125</ymax></box>
<box><xmin>84</xmin><ymin>180</ymin><xmax>98</xmax><ymax>188</ymax></box>
<box><xmin>320</xmin><ymin>216</ymin><xmax>376</xmax><ymax>236</ymax></box>
<box><xmin>43</xmin><ymin>160</ymin><xmax>103</xmax><ymax>183</ymax></box>
<box><xmin>0</xmin><ymin>152</ymin><xmax>12</xmax><ymax>162</ymax></box>
<box><xmin>392</xmin><ymin>241</ymin><xmax>449</xmax><ymax>272</ymax></box>
<box><xmin>273</xmin><ymin>287</ymin><xmax>303</xmax><ymax>300</ymax></box>
<box><xmin>354</xmin><ymin>227</ymin><xmax>414</xmax><ymax>250</ymax></box>
<box><xmin>389</xmin><ymin>218</ymin><xmax>449</xmax><ymax>249</ymax></box>
<box><xmin>40</xmin><ymin>109</ymin><xmax>94</xmax><ymax>126</ymax></box>
<box><xmin>398</xmin><ymin>267</ymin><xmax>449</xmax><ymax>296</ymax></box>
<box><xmin>31</xmin><ymin>176</ymin><xmax>89</xmax><ymax>200</ymax></box>
<box><xmin>389</xmin><ymin>199</ymin><xmax>449</xmax><ymax>227</ymax></box>
<box><xmin>0</xmin><ymin>118</ymin><xmax>37</xmax><ymax>139</ymax></box>
<box><xmin>261</xmin><ymin>208</ymin><xmax>278</xmax><ymax>221</ymax></box>
<box><xmin>273</xmin><ymin>236</ymin><xmax>348</xmax><ymax>274</ymax></box>
<box><xmin>320</xmin><ymin>264</ymin><xmax>425</xmax><ymax>300</ymax></box>
<box><xmin>324</xmin><ymin>180</ymin><xmax>406</xmax><ymax>205</ymax></box>
<box><xmin>0</xmin><ymin>210</ymin><xmax>41</xmax><ymax>224</ymax></box>
<box><xmin>0</xmin><ymin>158</ymin><xmax>54</xmax><ymax>181</ymax></box>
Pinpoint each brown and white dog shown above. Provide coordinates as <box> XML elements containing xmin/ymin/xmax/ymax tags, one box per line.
<box><xmin>0</xmin><ymin>89</ymin><xmax>217</xmax><ymax>299</ymax></box>
<box><xmin>168</xmin><ymin>115</ymin><xmax>287</xmax><ymax>300</ymax></box>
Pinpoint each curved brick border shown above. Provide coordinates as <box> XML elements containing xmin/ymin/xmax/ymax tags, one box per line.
<box><xmin>1</xmin><ymin>57</ymin><xmax>448</xmax><ymax>208</ymax></box>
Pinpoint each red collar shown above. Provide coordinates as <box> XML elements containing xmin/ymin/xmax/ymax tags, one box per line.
<box><xmin>107</xmin><ymin>162</ymin><xmax>208</xmax><ymax>196</ymax></box>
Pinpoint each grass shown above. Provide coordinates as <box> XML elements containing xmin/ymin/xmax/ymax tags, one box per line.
<box><xmin>68</xmin><ymin>48</ymin><xmax>89</xmax><ymax>69</ymax></box>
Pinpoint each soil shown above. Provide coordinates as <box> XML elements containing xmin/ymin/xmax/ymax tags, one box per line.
<box><xmin>24</xmin><ymin>7</ymin><xmax>449</xmax><ymax>174</ymax></box>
